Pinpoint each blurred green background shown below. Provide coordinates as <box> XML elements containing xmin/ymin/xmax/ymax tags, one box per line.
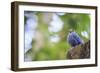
<box><xmin>24</xmin><ymin>11</ymin><xmax>90</xmax><ymax>61</ymax></box>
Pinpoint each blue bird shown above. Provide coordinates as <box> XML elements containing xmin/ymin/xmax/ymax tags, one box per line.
<box><xmin>67</xmin><ymin>30</ymin><xmax>84</xmax><ymax>47</ymax></box>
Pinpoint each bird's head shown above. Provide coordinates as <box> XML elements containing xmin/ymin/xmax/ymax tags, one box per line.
<box><xmin>68</xmin><ymin>29</ymin><xmax>73</xmax><ymax>33</ymax></box>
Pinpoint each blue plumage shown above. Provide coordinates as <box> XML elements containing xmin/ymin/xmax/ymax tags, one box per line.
<box><xmin>67</xmin><ymin>31</ymin><xmax>83</xmax><ymax>47</ymax></box>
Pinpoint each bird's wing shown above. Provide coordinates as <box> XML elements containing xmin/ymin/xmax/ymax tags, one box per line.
<box><xmin>67</xmin><ymin>33</ymin><xmax>77</xmax><ymax>46</ymax></box>
<box><xmin>72</xmin><ymin>32</ymin><xmax>82</xmax><ymax>44</ymax></box>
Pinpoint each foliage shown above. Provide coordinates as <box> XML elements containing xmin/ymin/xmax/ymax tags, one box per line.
<box><xmin>24</xmin><ymin>11</ymin><xmax>90</xmax><ymax>61</ymax></box>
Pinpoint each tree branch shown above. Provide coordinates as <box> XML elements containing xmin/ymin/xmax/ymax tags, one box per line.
<box><xmin>67</xmin><ymin>40</ymin><xmax>90</xmax><ymax>59</ymax></box>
